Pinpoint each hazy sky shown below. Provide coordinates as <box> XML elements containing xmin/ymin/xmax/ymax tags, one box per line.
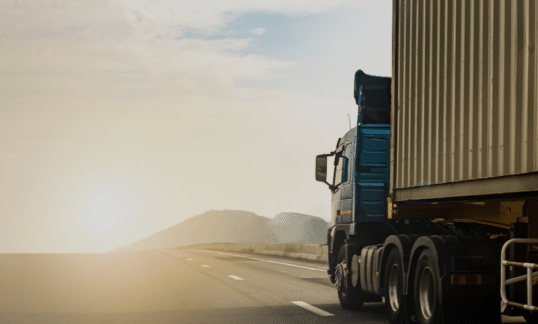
<box><xmin>1</xmin><ymin>0</ymin><xmax>392</xmax><ymax>253</ymax></box>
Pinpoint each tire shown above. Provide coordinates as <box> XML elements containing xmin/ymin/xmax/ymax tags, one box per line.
<box><xmin>413</xmin><ymin>249</ymin><xmax>441</xmax><ymax>324</ymax></box>
<box><xmin>336</xmin><ymin>246</ymin><xmax>365</xmax><ymax>310</ymax></box>
<box><xmin>523</xmin><ymin>311</ymin><xmax>538</xmax><ymax>323</ymax></box>
<box><xmin>413</xmin><ymin>248</ymin><xmax>501</xmax><ymax>324</ymax></box>
<box><xmin>384</xmin><ymin>248</ymin><xmax>405</xmax><ymax>324</ymax></box>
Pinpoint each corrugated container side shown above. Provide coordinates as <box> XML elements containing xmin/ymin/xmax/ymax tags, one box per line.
<box><xmin>391</xmin><ymin>0</ymin><xmax>538</xmax><ymax>202</ymax></box>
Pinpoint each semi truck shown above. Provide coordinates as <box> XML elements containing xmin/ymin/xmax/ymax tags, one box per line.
<box><xmin>315</xmin><ymin>1</ymin><xmax>538</xmax><ymax>323</ymax></box>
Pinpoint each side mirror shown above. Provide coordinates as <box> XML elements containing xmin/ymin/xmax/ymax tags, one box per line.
<box><xmin>315</xmin><ymin>155</ymin><xmax>328</xmax><ymax>182</ymax></box>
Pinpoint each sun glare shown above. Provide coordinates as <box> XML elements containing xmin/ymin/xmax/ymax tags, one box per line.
<box><xmin>84</xmin><ymin>190</ymin><xmax>129</xmax><ymax>236</ymax></box>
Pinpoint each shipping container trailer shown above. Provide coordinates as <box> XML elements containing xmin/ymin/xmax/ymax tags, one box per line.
<box><xmin>391</xmin><ymin>0</ymin><xmax>538</xmax><ymax>202</ymax></box>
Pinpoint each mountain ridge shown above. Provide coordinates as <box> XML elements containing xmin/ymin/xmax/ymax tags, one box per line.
<box><xmin>110</xmin><ymin>210</ymin><xmax>328</xmax><ymax>253</ymax></box>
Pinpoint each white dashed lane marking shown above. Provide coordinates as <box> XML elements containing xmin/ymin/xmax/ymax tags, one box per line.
<box><xmin>187</xmin><ymin>258</ymin><xmax>192</xmax><ymax>261</ymax></box>
<box><xmin>228</xmin><ymin>275</ymin><xmax>244</xmax><ymax>281</ymax></box>
<box><xmin>201</xmin><ymin>265</ymin><xmax>211</xmax><ymax>268</ymax></box>
<box><xmin>291</xmin><ymin>301</ymin><xmax>334</xmax><ymax>316</ymax></box>
<box><xmin>277</xmin><ymin>270</ymin><xmax>311</xmax><ymax>278</ymax></box>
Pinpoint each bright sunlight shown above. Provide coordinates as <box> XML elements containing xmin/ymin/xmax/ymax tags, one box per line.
<box><xmin>84</xmin><ymin>190</ymin><xmax>129</xmax><ymax>236</ymax></box>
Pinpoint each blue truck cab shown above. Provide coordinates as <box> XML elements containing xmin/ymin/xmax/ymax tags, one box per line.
<box><xmin>315</xmin><ymin>70</ymin><xmax>392</xmax><ymax>287</ymax></box>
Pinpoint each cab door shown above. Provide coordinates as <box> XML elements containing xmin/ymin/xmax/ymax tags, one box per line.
<box><xmin>331</xmin><ymin>140</ymin><xmax>354</xmax><ymax>225</ymax></box>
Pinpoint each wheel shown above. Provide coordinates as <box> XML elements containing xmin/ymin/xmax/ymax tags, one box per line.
<box><xmin>413</xmin><ymin>248</ymin><xmax>501</xmax><ymax>324</ymax></box>
<box><xmin>413</xmin><ymin>249</ymin><xmax>440</xmax><ymax>324</ymax></box>
<box><xmin>523</xmin><ymin>311</ymin><xmax>538</xmax><ymax>323</ymax></box>
<box><xmin>384</xmin><ymin>248</ymin><xmax>405</xmax><ymax>324</ymax></box>
<box><xmin>335</xmin><ymin>246</ymin><xmax>365</xmax><ymax>310</ymax></box>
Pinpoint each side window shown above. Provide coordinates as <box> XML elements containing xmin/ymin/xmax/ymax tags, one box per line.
<box><xmin>333</xmin><ymin>147</ymin><xmax>348</xmax><ymax>186</ymax></box>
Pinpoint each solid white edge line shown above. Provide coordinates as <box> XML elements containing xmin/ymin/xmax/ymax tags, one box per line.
<box><xmin>201</xmin><ymin>265</ymin><xmax>211</xmax><ymax>268</ymax></box>
<box><xmin>291</xmin><ymin>301</ymin><xmax>334</xmax><ymax>316</ymax></box>
<box><xmin>193</xmin><ymin>250</ymin><xmax>326</xmax><ymax>272</ymax></box>
<box><xmin>228</xmin><ymin>275</ymin><xmax>244</xmax><ymax>281</ymax></box>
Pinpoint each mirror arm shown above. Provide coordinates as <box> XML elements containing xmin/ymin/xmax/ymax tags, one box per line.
<box><xmin>322</xmin><ymin>180</ymin><xmax>336</xmax><ymax>191</ymax></box>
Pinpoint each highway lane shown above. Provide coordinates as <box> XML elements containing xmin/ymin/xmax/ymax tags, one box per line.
<box><xmin>0</xmin><ymin>249</ymin><xmax>526</xmax><ymax>323</ymax></box>
<box><xmin>173</xmin><ymin>248</ymin><xmax>388</xmax><ymax>322</ymax></box>
<box><xmin>178</xmin><ymin>249</ymin><xmax>528</xmax><ymax>324</ymax></box>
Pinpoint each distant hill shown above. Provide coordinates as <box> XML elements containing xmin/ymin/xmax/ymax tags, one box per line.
<box><xmin>110</xmin><ymin>210</ymin><xmax>328</xmax><ymax>253</ymax></box>
<box><xmin>270</xmin><ymin>212</ymin><xmax>329</xmax><ymax>243</ymax></box>
<box><xmin>110</xmin><ymin>210</ymin><xmax>277</xmax><ymax>253</ymax></box>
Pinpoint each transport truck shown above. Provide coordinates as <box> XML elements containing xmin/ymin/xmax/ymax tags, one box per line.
<box><xmin>315</xmin><ymin>1</ymin><xmax>538</xmax><ymax>323</ymax></box>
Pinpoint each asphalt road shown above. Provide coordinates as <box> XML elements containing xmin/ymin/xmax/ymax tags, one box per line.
<box><xmin>0</xmin><ymin>249</ymin><xmax>527</xmax><ymax>324</ymax></box>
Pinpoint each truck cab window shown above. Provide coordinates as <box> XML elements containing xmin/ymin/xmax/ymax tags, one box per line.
<box><xmin>333</xmin><ymin>150</ymin><xmax>348</xmax><ymax>187</ymax></box>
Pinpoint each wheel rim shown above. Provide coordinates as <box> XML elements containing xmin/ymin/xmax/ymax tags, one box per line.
<box><xmin>418</xmin><ymin>266</ymin><xmax>435</xmax><ymax>320</ymax></box>
<box><xmin>388</xmin><ymin>263</ymin><xmax>401</xmax><ymax>312</ymax></box>
<box><xmin>335</xmin><ymin>263</ymin><xmax>345</xmax><ymax>291</ymax></box>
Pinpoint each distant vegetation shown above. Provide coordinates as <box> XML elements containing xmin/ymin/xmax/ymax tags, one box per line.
<box><xmin>110</xmin><ymin>210</ymin><xmax>328</xmax><ymax>253</ymax></box>
<box><xmin>270</xmin><ymin>212</ymin><xmax>328</xmax><ymax>243</ymax></box>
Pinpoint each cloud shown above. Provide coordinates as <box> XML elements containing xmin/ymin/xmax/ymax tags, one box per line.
<box><xmin>249</xmin><ymin>28</ymin><xmax>266</xmax><ymax>36</ymax></box>
<box><xmin>0</xmin><ymin>0</ymin><xmax>390</xmax><ymax>119</ymax></box>
<box><xmin>2</xmin><ymin>1</ymin><xmax>322</xmax><ymax>103</ymax></box>
<box><xmin>3</xmin><ymin>1</ymin><xmax>361</xmax><ymax>40</ymax></box>
<box><xmin>113</xmin><ymin>0</ymin><xmax>356</xmax><ymax>34</ymax></box>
